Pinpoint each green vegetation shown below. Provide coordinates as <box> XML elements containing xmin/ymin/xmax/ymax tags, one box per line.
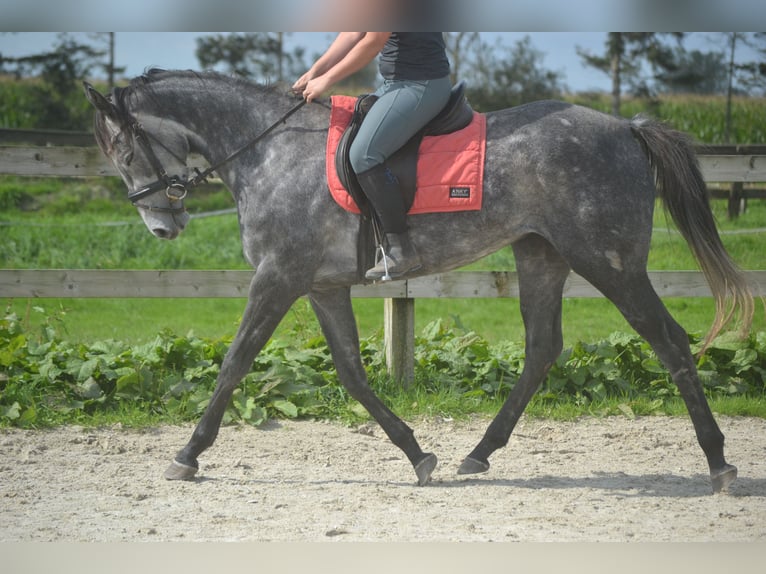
<box><xmin>3</xmin><ymin>73</ymin><xmax>766</xmax><ymax>143</ymax></box>
<box><xmin>566</xmin><ymin>93</ymin><xmax>766</xmax><ymax>144</ymax></box>
<box><xmin>3</xmin><ymin>307</ymin><xmax>766</xmax><ymax>428</ymax></box>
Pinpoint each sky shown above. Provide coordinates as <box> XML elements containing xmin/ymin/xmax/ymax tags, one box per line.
<box><xmin>0</xmin><ymin>31</ymin><xmax>759</xmax><ymax>93</ymax></box>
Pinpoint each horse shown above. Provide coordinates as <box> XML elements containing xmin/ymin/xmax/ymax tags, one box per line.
<box><xmin>84</xmin><ymin>69</ymin><xmax>753</xmax><ymax>493</ymax></box>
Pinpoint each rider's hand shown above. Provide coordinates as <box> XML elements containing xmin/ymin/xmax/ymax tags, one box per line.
<box><xmin>301</xmin><ymin>75</ymin><xmax>332</xmax><ymax>103</ymax></box>
<box><xmin>291</xmin><ymin>72</ymin><xmax>312</xmax><ymax>95</ymax></box>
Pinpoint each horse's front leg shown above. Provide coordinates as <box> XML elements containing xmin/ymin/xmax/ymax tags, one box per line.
<box><xmin>164</xmin><ymin>270</ymin><xmax>302</xmax><ymax>480</ymax></box>
<box><xmin>308</xmin><ymin>287</ymin><xmax>437</xmax><ymax>485</ymax></box>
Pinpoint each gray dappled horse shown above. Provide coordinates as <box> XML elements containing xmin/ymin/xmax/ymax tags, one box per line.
<box><xmin>85</xmin><ymin>70</ymin><xmax>753</xmax><ymax>493</ymax></box>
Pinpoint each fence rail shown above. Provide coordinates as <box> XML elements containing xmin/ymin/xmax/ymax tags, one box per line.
<box><xmin>5</xmin><ymin>269</ymin><xmax>766</xmax><ymax>300</ymax></box>
<box><xmin>2</xmin><ymin>143</ymin><xmax>766</xmax><ymax>182</ymax></box>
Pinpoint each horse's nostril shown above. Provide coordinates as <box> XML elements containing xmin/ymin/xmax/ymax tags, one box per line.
<box><xmin>153</xmin><ymin>228</ymin><xmax>169</xmax><ymax>239</ymax></box>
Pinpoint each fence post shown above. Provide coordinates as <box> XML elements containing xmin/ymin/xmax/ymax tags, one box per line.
<box><xmin>728</xmin><ymin>182</ymin><xmax>745</xmax><ymax>219</ymax></box>
<box><xmin>384</xmin><ymin>297</ymin><xmax>415</xmax><ymax>386</ymax></box>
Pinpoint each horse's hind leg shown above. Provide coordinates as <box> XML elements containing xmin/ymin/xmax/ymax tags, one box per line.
<box><xmin>309</xmin><ymin>287</ymin><xmax>437</xmax><ymax>485</ymax></box>
<box><xmin>583</xmin><ymin>269</ymin><xmax>736</xmax><ymax>493</ymax></box>
<box><xmin>460</xmin><ymin>234</ymin><xmax>570</xmax><ymax>475</ymax></box>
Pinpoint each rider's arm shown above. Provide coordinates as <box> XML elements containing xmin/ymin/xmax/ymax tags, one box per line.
<box><xmin>318</xmin><ymin>32</ymin><xmax>390</xmax><ymax>85</ymax></box>
<box><xmin>305</xmin><ymin>32</ymin><xmax>368</xmax><ymax>78</ymax></box>
<box><xmin>294</xmin><ymin>32</ymin><xmax>391</xmax><ymax>102</ymax></box>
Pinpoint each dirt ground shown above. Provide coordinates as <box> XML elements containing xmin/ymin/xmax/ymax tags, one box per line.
<box><xmin>1</xmin><ymin>415</ymin><xmax>765</xmax><ymax>542</ymax></box>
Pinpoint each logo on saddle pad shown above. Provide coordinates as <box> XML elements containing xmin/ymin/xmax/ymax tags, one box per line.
<box><xmin>326</xmin><ymin>95</ymin><xmax>486</xmax><ymax>216</ymax></box>
<box><xmin>450</xmin><ymin>187</ymin><xmax>471</xmax><ymax>199</ymax></box>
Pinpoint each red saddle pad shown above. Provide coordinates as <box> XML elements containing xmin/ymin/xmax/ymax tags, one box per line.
<box><xmin>326</xmin><ymin>95</ymin><xmax>486</xmax><ymax>215</ymax></box>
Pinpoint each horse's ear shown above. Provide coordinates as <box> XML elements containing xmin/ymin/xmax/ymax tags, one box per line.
<box><xmin>83</xmin><ymin>82</ymin><xmax>118</xmax><ymax>119</ymax></box>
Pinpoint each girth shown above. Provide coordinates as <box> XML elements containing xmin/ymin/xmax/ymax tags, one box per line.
<box><xmin>335</xmin><ymin>81</ymin><xmax>474</xmax><ymax>219</ymax></box>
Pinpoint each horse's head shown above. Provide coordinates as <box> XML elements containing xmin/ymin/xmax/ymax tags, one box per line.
<box><xmin>84</xmin><ymin>81</ymin><xmax>192</xmax><ymax>239</ymax></box>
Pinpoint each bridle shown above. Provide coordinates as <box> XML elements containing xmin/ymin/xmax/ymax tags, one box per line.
<box><xmin>124</xmin><ymin>98</ymin><xmax>307</xmax><ymax>213</ymax></box>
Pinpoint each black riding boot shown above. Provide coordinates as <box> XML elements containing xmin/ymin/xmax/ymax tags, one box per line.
<box><xmin>356</xmin><ymin>163</ymin><xmax>422</xmax><ymax>281</ymax></box>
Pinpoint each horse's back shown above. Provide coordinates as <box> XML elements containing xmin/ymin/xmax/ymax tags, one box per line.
<box><xmin>482</xmin><ymin>99</ymin><xmax>654</xmax><ymax>212</ymax></box>
<box><xmin>484</xmin><ymin>99</ymin><xmax>635</xmax><ymax>156</ymax></box>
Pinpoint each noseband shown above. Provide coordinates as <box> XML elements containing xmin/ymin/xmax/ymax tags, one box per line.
<box><xmin>126</xmin><ymin>122</ymin><xmax>190</xmax><ymax>214</ymax></box>
<box><xmin>124</xmin><ymin>99</ymin><xmax>307</xmax><ymax>213</ymax></box>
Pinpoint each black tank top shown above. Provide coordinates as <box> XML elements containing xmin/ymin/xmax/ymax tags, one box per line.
<box><xmin>378</xmin><ymin>33</ymin><xmax>450</xmax><ymax>81</ymax></box>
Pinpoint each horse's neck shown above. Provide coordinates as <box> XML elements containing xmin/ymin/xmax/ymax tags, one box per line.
<box><xmin>207</xmin><ymin>92</ymin><xmax>295</xmax><ymax>160</ymax></box>
<box><xmin>182</xmin><ymin>89</ymin><xmax>266</xmax><ymax>149</ymax></box>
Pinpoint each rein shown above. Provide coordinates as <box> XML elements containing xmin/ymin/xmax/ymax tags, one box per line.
<box><xmin>127</xmin><ymin>98</ymin><xmax>307</xmax><ymax>211</ymax></box>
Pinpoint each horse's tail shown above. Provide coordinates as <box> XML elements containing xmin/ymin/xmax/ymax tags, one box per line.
<box><xmin>630</xmin><ymin>114</ymin><xmax>754</xmax><ymax>352</ymax></box>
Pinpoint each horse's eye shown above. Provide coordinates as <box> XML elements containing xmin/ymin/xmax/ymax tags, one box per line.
<box><xmin>111</xmin><ymin>130</ymin><xmax>134</xmax><ymax>165</ymax></box>
<box><xmin>111</xmin><ymin>132</ymin><xmax>124</xmax><ymax>149</ymax></box>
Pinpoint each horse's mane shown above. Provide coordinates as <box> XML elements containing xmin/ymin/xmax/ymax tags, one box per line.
<box><xmin>122</xmin><ymin>68</ymin><xmax>286</xmax><ymax>102</ymax></box>
<box><xmin>93</xmin><ymin>68</ymin><xmax>295</xmax><ymax>152</ymax></box>
<box><xmin>129</xmin><ymin>68</ymin><xmax>226</xmax><ymax>89</ymax></box>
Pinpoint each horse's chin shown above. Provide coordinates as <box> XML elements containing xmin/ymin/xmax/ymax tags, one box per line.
<box><xmin>140</xmin><ymin>212</ymin><xmax>189</xmax><ymax>240</ymax></box>
<box><xmin>150</xmin><ymin>226</ymin><xmax>182</xmax><ymax>240</ymax></box>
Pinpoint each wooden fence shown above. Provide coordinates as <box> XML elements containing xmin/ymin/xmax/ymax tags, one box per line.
<box><xmin>2</xmin><ymin>129</ymin><xmax>766</xmax><ymax>382</ymax></box>
<box><xmin>3</xmin><ymin>268</ymin><xmax>766</xmax><ymax>384</ymax></box>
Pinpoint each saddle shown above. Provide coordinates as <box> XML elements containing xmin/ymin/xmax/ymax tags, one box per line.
<box><xmin>335</xmin><ymin>81</ymin><xmax>474</xmax><ymax>219</ymax></box>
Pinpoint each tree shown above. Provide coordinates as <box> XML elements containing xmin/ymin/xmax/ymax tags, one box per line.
<box><xmin>650</xmin><ymin>33</ymin><xmax>765</xmax><ymax>142</ymax></box>
<box><xmin>655</xmin><ymin>48</ymin><xmax>729</xmax><ymax>94</ymax></box>
<box><xmin>725</xmin><ymin>33</ymin><xmax>766</xmax><ymax>141</ymax></box>
<box><xmin>446</xmin><ymin>34</ymin><xmax>564</xmax><ymax>112</ymax></box>
<box><xmin>0</xmin><ymin>33</ymin><xmax>106</xmax><ymax>129</ymax></box>
<box><xmin>735</xmin><ymin>32</ymin><xmax>766</xmax><ymax>96</ymax></box>
<box><xmin>195</xmin><ymin>33</ymin><xmax>307</xmax><ymax>83</ymax></box>
<box><xmin>577</xmin><ymin>32</ymin><xmax>684</xmax><ymax>115</ymax></box>
<box><xmin>89</xmin><ymin>33</ymin><xmax>126</xmax><ymax>90</ymax></box>
<box><xmin>444</xmin><ymin>32</ymin><xmax>481</xmax><ymax>86</ymax></box>
<box><xmin>498</xmin><ymin>36</ymin><xmax>564</xmax><ymax>101</ymax></box>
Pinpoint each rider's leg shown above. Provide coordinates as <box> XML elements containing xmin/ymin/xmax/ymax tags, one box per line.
<box><xmin>350</xmin><ymin>76</ymin><xmax>450</xmax><ymax>280</ymax></box>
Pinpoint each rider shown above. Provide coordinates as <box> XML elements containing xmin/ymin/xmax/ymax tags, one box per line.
<box><xmin>293</xmin><ymin>32</ymin><xmax>451</xmax><ymax>280</ymax></box>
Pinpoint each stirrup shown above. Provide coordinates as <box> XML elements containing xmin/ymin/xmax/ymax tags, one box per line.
<box><xmin>375</xmin><ymin>243</ymin><xmax>393</xmax><ymax>282</ymax></box>
<box><xmin>366</xmin><ymin>244</ymin><xmax>421</xmax><ymax>282</ymax></box>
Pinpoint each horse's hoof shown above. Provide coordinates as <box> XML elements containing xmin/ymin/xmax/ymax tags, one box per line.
<box><xmin>457</xmin><ymin>456</ymin><xmax>490</xmax><ymax>475</ymax></box>
<box><xmin>164</xmin><ymin>460</ymin><xmax>198</xmax><ymax>481</ymax></box>
<box><xmin>711</xmin><ymin>464</ymin><xmax>737</xmax><ymax>493</ymax></box>
<box><xmin>414</xmin><ymin>453</ymin><xmax>438</xmax><ymax>486</ymax></box>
